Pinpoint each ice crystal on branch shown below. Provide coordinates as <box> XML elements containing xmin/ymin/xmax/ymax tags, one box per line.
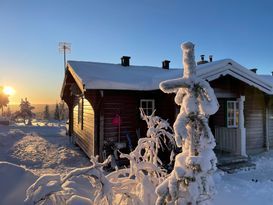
<box><xmin>156</xmin><ymin>42</ymin><xmax>219</xmax><ymax>205</ymax></box>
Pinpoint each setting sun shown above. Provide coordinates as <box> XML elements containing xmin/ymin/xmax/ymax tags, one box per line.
<box><xmin>3</xmin><ymin>86</ymin><xmax>15</xmax><ymax>96</ymax></box>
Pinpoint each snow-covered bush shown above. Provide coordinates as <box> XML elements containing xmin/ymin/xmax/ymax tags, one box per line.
<box><xmin>156</xmin><ymin>42</ymin><xmax>219</xmax><ymax>205</ymax></box>
<box><xmin>24</xmin><ymin>111</ymin><xmax>175</xmax><ymax>205</ymax></box>
<box><xmin>24</xmin><ymin>156</ymin><xmax>113</xmax><ymax>205</ymax></box>
<box><xmin>108</xmin><ymin>109</ymin><xmax>175</xmax><ymax>204</ymax></box>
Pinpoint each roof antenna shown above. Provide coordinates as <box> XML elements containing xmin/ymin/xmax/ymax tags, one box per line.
<box><xmin>59</xmin><ymin>42</ymin><xmax>71</xmax><ymax>72</ymax></box>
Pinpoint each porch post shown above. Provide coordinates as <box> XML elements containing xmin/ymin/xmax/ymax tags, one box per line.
<box><xmin>238</xmin><ymin>96</ymin><xmax>247</xmax><ymax>157</ymax></box>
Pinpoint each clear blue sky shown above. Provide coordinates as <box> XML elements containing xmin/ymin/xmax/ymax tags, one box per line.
<box><xmin>1</xmin><ymin>0</ymin><xmax>273</xmax><ymax>104</ymax></box>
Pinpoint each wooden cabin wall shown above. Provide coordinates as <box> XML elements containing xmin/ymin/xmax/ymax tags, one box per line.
<box><xmin>244</xmin><ymin>87</ymin><xmax>265</xmax><ymax>152</ymax></box>
<box><xmin>101</xmin><ymin>90</ymin><xmax>176</xmax><ymax>150</ymax></box>
<box><xmin>103</xmin><ymin>91</ymin><xmax>138</xmax><ymax>147</ymax></box>
<box><xmin>209</xmin><ymin>98</ymin><xmax>226</xmax><ymax>129</ymax></box>
<box><xmin>267</xmin><ymin>97</ymin><xmax>273</xmax><ymax>147</ymax></box>
<box><xmin>136</xmin><ymin>91</ymin><xmax>176</xmax><ymax>138</ymax></box>
<box><xmin>73</xmin><ymin>98</ymin><xmax>95</xmax><ymax>157</ymax></box>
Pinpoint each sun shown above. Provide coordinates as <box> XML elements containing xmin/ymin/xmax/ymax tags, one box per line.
<box><xmin>3</xmin><ymin>86</ymin><xmax>15</xmax><ymax>96</ymax></box>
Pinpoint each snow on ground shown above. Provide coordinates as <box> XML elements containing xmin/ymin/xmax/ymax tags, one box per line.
<box><xmin>1</xmin><ymin>122</ymin><xmax>273</xmax><ymax>204</ymax></box>
<box><xmin>0</xmin><ymin>121</ymin><xmax>91</xmax><ymax>205</ymax></box>
<box><xmin>213</xmin><ymin>152</ymin><xmax>273</xmax><ymax>205</ymax></box>
<box><xmin>0</xmin><ymin>162</ymin><xmax>38</xmax><ymax>205</ymax></box>
<box><xmin>0</xmin><ymin>122</ymin><xmax>91</xmax><ymax>176</ymax></box>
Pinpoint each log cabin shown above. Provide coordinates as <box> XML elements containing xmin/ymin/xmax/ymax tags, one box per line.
<box><xmin>61</xmin><ymin>56</ymin><xmax>273</xmax><ymax>163</ymax></box>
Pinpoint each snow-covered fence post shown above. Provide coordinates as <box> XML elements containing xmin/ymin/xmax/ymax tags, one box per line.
<box><xmin>156</xmin><ymin>42</ymin><xmax>219</xmax><ymax>204</ymax></box>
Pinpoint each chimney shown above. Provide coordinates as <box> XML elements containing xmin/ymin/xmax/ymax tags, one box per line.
<box><xmin>121</xmin><ymin>56</ymin><xmax>130</xmax><ymax>66</ymax></box>
<box><xmin>250</xmin><ymin>68</ymin><xmax>257</xmax><ymax>73</ymax></box>
<box><xmin>197</xmin><ymin>55</ymin><xmax>208</xmax><ymax>65</ymax></box>
<box><xmin>209</xmin><ymin>55</ymin><xmax>213</xmax><ymax>62</ymax></box>
<box><xmin>162</xmin><ymin>60</ymin><xmax>170</xmax><ymax>69</ymax></box>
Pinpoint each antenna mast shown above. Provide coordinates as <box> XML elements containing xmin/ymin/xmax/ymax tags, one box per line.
<box><xmin>59</xmin><ymin>42</ymin><xmax>71</xmax><ymax>72</ymax></box>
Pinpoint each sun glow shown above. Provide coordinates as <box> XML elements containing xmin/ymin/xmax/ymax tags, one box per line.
<box><xmin>3</xmin><ymin>86</ymin><xmax>15</xmax><ymax>96</ymax></box>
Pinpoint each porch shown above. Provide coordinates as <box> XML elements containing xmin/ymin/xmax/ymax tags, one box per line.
<box><xmin>211</xmin><ymin>96</ymin><xmax>247</xmax><ymax>164</ymax></box>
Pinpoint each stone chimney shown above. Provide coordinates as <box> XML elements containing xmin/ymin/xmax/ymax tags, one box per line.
<box><xmin>121</xmin><ymin>56</ymin><xmax>130</xmax><ymax>66</ymax></box>
<box><xmin>162</xmin><ymin>60</ymin><xmax>170</xmax><ymax>69</ymax></box>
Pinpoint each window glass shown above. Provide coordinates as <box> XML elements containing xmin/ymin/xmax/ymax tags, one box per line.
<box><xmin>227</xmin><ymin>101</ymin><xmax>238</xmax><ymax>128</ymax></box>
<box><xmin>140</xmin><ymin>99</ymin><xmax>155</xmax><ymax>116</ymax></box>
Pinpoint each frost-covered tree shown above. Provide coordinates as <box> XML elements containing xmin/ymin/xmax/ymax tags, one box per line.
<box><xmin>13</xmin><ymin>98</ymin><xmax>35</xmax><ymax>125</ymax></box>
<box><xmin>43</xmin><ymin>105</ymin><xmax>50</xmax><ymax>120</ymax></box>
<box><xmin>3</xmin><ymin>107</ymin><xmax>12</xmax><ymax>118</ymax></box>
<box><xmin>0</xmin><ymin>86</ymin><xmax>9</xmax><ymax>116</ymax></box>
<box><xmin>54</xmin><ymin>103</ymin><xmax>60</xmax><ymax>120</ymax></box>
<box><xmin>156</xmin><ymin>42</ymin><xmax>219</xmax><ymax>205</ymax></box>
<box><xmin>59</xmin><ymin>101</ymin><xmax>66</xmax><ymax>120</ymax></box>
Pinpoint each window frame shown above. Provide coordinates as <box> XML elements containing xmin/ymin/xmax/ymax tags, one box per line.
<box><xmin>226</xmin><ymin>100</ymin><xmax>239</xmax><ymax>128</ymax></box>
<box><xmin>140</xmin><ymin>99</ymin><xmax>155</xmax><ymax>116</ymax></box>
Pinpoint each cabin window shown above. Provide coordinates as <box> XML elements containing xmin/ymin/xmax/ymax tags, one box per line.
<box><xmin>226</xmin><ymin>101</ymin><xmax>239</xmax><ymax>128</ymax></box>
<box><xmin>140</xmin><ymin>99</ymin><xmax>155</xmax><ymax>116</ymax></box>
<box><xmin>78</xmin><ymin>98</ymin><xmax>84</xmax><ymax>129</ymax></box>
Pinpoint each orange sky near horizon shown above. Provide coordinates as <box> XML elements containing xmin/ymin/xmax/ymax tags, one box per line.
<box><xmin>2</xmin><ymin>72</ymin><xmax>64</xmax><ymax>105</ymax></box>
<box><xmin>4</xmin><ymin>81</ymin><xmax>63</xmax><ymax>105</ymax></box>
<box><xmin>1</xmin><ymin>60</ymin><xmax>65</xmax><ymax>105</ymax></box>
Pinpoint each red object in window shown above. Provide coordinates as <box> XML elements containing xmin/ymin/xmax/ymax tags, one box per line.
<box><xmin>112</xmin><ymin>114</ymin><xmax>121</xmax><ymax>126</ymax></box>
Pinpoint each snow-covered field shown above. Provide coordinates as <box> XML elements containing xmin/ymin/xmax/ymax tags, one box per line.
<box><xmin>1</xmin><ymin>122</ymin><xmax>273</xmax><ymax>204</ymax></box>
<box><xmin>0</xmin><ymin>122</ymin><xmax>90</xmax><ymax>176</ymax></box>
<box><xmin>0</xmin><ymin>122</ymin><xmax>91</xmax><ymax>205</ymax></box>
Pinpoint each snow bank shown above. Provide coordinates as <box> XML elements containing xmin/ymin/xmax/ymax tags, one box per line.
<box><xmin>0</xmin><ymin>161</ymin><xmax>38</xmax><ymax>205</ymax></box>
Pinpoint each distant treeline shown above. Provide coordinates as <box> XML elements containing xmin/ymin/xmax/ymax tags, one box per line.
<box><xmin>7</xmin><ymin>104</ymin><xmax>68</xmax><ymax>120</ymax></box>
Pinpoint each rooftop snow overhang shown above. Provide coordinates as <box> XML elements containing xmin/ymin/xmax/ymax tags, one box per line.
<box><xmin>60</xmin><ymin>64</ymin><xmax>86</xmax><ymax>99</ymax></box>
<box><xmin>197</xmin><ymin>59</ymin><xmax>273</xmax><ymax>94</ymax></box>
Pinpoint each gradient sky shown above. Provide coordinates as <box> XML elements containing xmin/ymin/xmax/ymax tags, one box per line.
<box><xmin>1</xmin><ymin>0</ymin><xmax>273</xmax><ymax>104</ymax></box>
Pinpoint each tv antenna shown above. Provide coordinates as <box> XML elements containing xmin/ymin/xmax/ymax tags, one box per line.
<box><xmin>59</xmin><ymin>42</ymin><xmax>71</xmax><ymax>71</ymax></box>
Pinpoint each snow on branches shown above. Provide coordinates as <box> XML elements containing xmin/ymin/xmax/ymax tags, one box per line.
<box><xmin>157</xmin><ymin>42</ymin><xmax>219</xmax><ymax>205</ymax></box>
<box><xmin>24</xmin><ymin>111</ymin><xmax>175</xmax><ymax>205</ymax></box>
<box><xmin>24</xmin><ymin>156</ymin><xmax>114</xmax><ymax>205</ymax></box>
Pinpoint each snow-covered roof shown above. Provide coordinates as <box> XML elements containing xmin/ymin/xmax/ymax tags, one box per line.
<box><xmin>259</xmin><ymin>75</ymin><xmax>273</xmax><ymax>87</ymax></box>
<box><xmin>64</xmin><ymin>59</ymin><xmax>273</xmax><ymax>94</ymax></box>
<box><xmin>67</xmin><ymin>61</ymin><xmax>183</xmax><ymax>91</ymax></box>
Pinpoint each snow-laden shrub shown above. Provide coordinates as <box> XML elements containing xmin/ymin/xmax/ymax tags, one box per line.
<box><xmin>24</xmin><ymin>156</ymin><xmax>113</xmax><ymax>205</ymax></box>
<box><xmin>24</xmin><ymin>111</ymin><xmax>175</xmax><ymax>205</ymax></box>
<box><xmin>106</xmin><ymin>109</ymin><xmax>175</xmax><ymax>204</ymax></box>
<box><xmin>156</xmin><ymin>42</ymin><xmax>219</xmax><ymax>205</ymax></box>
